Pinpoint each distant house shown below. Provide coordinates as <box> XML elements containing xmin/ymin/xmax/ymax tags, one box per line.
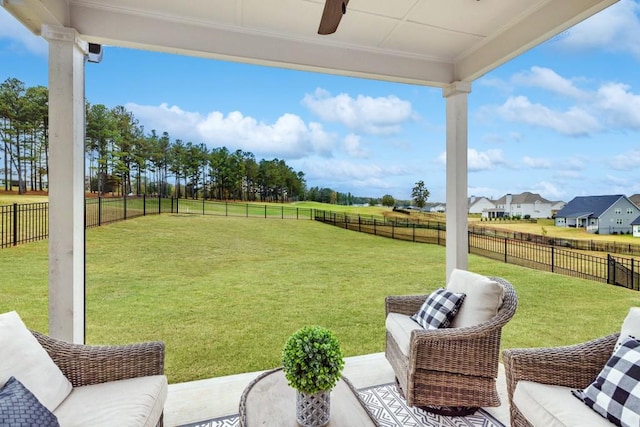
<box><xmin>555</xmin><ymin>195</ymin><xmax>638</xmax><ymax>235</ymax></box>
<box><xmin>476</xmin><ymin>192</ymin><xmax>555</xmax><ymax>219</ymax></box>
<box><xmin>430</xmin><ymin>204</ymin><xmax>446</xmax><ymax>213</ymax></box>
<box><xmin>468</xmin><ymin>196</ymin><xmax>494</xmax><ymax>215</ymax></box>
<box><xmin>632</xmin><ymin>215</ymin><xmax>640</xmax><ymax>238</ymax></box>
<box><xmin>629</xmin><ymin>194</ymin><xmax>640</xmax><ymax>209</ymax></box>
<box><xmin>550</xmin><ymin>200</ymin><xmax>567</xmax><ymax>217</ymax></box>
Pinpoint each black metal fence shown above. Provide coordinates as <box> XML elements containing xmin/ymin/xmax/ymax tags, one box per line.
<box><xmin>0</xmin><ymin>202</ymin><xmax>49</xmax><ymax>248</ymax></box>
<box><xmin>313</xmin><ymin>210</ymin><xmax>446</xmax><ymax>244</ymax></box>
<box><xmin>1</xmin><ymin>196</ymin><xmax>315</xmax><ymax>248</ymax></box>
<box><xmin>608</xmin><ymin>255</ymin><xmax>640</xmax><ymax>291</ymax></box>
<box><xmin>468</xmin><ymin>223</ymin><xmax>640</xmax><ymax>256</ymax></box>
<box><xmin>3</xmin><ymin>198</ymin><xmax>640</xmax><ymax>291</ymax></box>
<box><xmin>315</xmin><ymin>210</ymin><xmax>640</xmax><ymax>291</ymax></box>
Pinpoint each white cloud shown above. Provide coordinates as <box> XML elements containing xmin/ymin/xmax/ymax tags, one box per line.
<box><xmin>293</xmin><ymin>157</ymin><xmax>411</xmax><ymax>190</ymax></box>
<box><xmin>604</xmin><ymin>174</ymin><xmax>630</xmax><ymax>187</ymax></box>
<box><xmin>522</xmin><ymin>156</ymin><xmax>552</xmax><ymax>169</ymax></box>
<box><xmin>556</xmin><ymin>0</ymin><xmax>640</xmax><ymax>59</ymax></box>
<box><xmin>595</xmin><ymin>83</ymin><xmax>640</xmax><ymax>128</ymax></box>
<box><xmin>482</xmin><ymin>64</ymin><xmax>640</xmax><ymax>136</ymax></box>
<box><xmin>468</xmin><ymin>149</ymin><xmax>505</xmax><ymax>171</ymax></box>
<box><xmin>343</xmin><ymin>134</ymin><xmax>368</xmax><ymax>158</ymax></box>
<box><xmin>565</xmin><ymin>157</ymin><xmax>586</xmax><ymax>171</ymax></box>
<box><xmin>0</xmin><ymin>8</ymin><xmax>47</xmax><ymax>56</ymax></box>
<box><xmin>610</xmin><ymin>148</ymin><xmax>640</xmax><ymax>170</ymax></box>
<box><xmin>126</xmin><ymin>102</ymin><xmax>335</xmax><ymax>159</ymax></box>
<box><xmin>531</xmin><ymin>181</ymin><xmax>564</xmax><ymax>200</ymax></box>
<box><xmin>494</xmin><ymin>95</ymin><xmax>601</xmax><ymax>136</ymax></box>
<box><xmin>468</xmin><ymin>186</ymin><xmax>499</xmax><ymax>199</ymax></box>
<box><xmin>302</xmin><ymin>88</ymin><xmax>415</xmax><ymax>136</ymax></box>
<box><xmin>512</xmin><ymin>66</ymin><xmax>587</xmax><ymax>99</ymax></box>
<box><xmin>437</xmin><ymin>148</ymin><xmax>505</xmax><ymax>172</ymax></box>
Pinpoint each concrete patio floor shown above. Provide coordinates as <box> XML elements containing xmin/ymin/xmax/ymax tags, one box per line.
<box><xmin>164</xmin><ymin>352</ymin><xmax>511</xmax><ymax>426</ymax></box>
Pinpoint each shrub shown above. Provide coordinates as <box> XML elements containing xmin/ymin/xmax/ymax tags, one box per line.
<box><xmin>282</xmin><ymin>326</ymin><xmax>345</xmax><ymax>394</ymax></box>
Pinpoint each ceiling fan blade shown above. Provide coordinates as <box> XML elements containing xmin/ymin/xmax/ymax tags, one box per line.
<box><xmin>318</xmin><ymin>0</ymin><xmax>349</xmax><ymax>35</ymax></box>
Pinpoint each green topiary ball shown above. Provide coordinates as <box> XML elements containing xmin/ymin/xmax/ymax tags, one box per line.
<box><xmin>282</xmin><ymin>326</ymin><xmax>345</xmax><ymax>394</ymax></box>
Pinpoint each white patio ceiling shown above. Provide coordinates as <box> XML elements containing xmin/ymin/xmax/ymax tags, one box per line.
<box><xmin>3</xmin><ymin>0</ymin><xmax>618</xmax><ymax>87</ymax></box>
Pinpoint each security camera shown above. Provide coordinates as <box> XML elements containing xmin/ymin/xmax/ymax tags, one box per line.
<box><xmin>87</xmin><ymin>43</ymin><xmax>103</xmax><ymax>63</ymax></box>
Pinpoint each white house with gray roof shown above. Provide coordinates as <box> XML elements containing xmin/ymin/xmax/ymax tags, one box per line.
<box><xmin>555</xmin><ymin>195</ymin><xmax>638</xmax><ymax>235</ymax></box>
<box><xmin>470</xmin><ymin>192</ymin><xmax>557</xmax><ymax>219</ymax></box>
<box><xmin>468</xmin><ymin>196</ymin><xmax>495</xmax><ymax>215</ymax></box>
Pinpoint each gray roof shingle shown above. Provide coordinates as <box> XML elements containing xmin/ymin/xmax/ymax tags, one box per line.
<box><xmin>556</xmin><ymin>195</ymin><xmax>626</xmax><ymax>219</ymax></box>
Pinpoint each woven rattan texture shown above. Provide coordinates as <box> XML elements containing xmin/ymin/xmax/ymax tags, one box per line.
<box><xmin>385</xmin><ymin>276</ymin><xmax>518</xmax><ymax>409</ymax></box>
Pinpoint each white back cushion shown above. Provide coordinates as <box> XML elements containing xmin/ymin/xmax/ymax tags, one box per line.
<box><xmin>0</xmin><ymin>311</ymin><xmax>73</xmax><ymax>411</ymax></box>
<box><xmin>446</xmin><ymin>269</ymin><xmax>504</xmax><ymax>328</ymax></box>
<box><xmin>616</xmin><ymin>307</ymin><xmax>640</xmax><ymax>349</ymax></box>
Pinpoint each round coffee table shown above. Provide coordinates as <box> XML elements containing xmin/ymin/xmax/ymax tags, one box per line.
<box><xmin>238</xmin><ymin>368</ymin><xmax>379</xmax><ymax>426</ymax></box>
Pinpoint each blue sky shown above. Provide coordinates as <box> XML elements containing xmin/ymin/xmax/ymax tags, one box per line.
<box><xmin>1</xmin><ymin>1</ymin><xmax>640</xmax><ymax>203</ymax></box>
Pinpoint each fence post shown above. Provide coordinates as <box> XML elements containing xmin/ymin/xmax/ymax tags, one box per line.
<box><xmin>504</xmin><ymin>238</ymin><xmax>507</xmax><ymax>263</ymax></box>
<box><xmin>633</xmin><ymin>258</ymin><xmax>636</xmax><ymax>291</ymax></box>
<box><xmin>264</xmin><ymin>205</ymin><xmax>267</xmax><ymax>218</ymax></box>
<box><xmin>374</xmin><ymin>219</ymin><xmax>377</xmax><ymax>235</ymax></box>
<box><xmin>358</xmin><ymin>216</ymin><xmax>361</xmax><ymax>232</ymax></box>
<box><xmin>413</xmin><ymin>224</ymin><xmax>416</xmax><ymax>242</ymax></box>
<box><xmin>158</xmin><ymin>193</ymin><xmax>161</xmax><ymax>214</ymax></box>
<box><xmin>551</xmin><ymin>246</ymin><xmax>555</xmax><ymax>273</ymax></box>
<box><xmin>281</xmin><ymin>206</ymin><xmax>284</xmax><ymax>220</ymax></box>
<box><xmin>609</xmin><ymin>255</ymin><xmax>618</xmax><ymax>285</ymax></box>
<box><xmin>203</xmin><ymin>198</ymin><xmax>205</xmax><ymax>216</ymax></box>
<box><xmin>143</xmin><ymin>194</ymin><xmax>146</xmax><ymax>216</ymax></box>
<box><xmin>98</xmin><ymin>196</ymin><xmax>102</xmax><ymax>226</ymax></box>
<box><xmin>124</xmin><ymin>194</ymin><xmax>127</xmax><ymax>220</ymax></box>
<box><xmin>12</xmin><ymin>203</ymin><xmax>17</xmax><ymax>246</ymax></box>
<box><xmin>392</xmin><ymin>222</ymin><xmax>395</xmax><ymax>239</ymax></box>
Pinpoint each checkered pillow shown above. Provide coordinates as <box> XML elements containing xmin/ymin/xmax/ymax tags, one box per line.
<box><xmin>0</xmin><ymin>376</ymin><xmax>59</xmax><ymax>426</ymax></box>
<box><xmin>572</xmin><ymin>337</ymin><xmax>640</xmax><ymax>427</ymax></box>
<box><xmin>411</xmin><ymin>288</ymin><xmax>466</xmax><ymax>330</ymax></box>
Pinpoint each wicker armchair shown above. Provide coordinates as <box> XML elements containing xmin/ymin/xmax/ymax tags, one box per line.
<box><xmin>385</xmin><ymin>276</ymin><xmax>518</xmax><ymax>411</ymax></box>
<box><xmin>32</xmin><ymin>330</ymin><xmax>166</xmax><ymax>427</ymax></box>
<box><xmin>502</xmin><ymin>333</ymin><xmax>618</xmax><ymax>427</ymax></box>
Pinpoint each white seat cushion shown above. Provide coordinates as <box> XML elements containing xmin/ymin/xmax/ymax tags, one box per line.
<box><xmin>54</xmin><ymin>375</ymin><xmax>168</xmax><ymax>427</ymax></box>
<box><xmin>0</xmin><ymin>311</ymin><xmax>73</xmax><ymax>412</ymax></box>
<box><xmin>386</xmin><ymin>312</ymin><xmax>422</xmax><ymax>357</ymax></box>
<box><xmin>446</xmin><ymin>269</ymin><xmax>504</xmax><ymax>328</ymax></box>
<box><xmin>514</xmin><ymin>381</ymin><xmax>612</xmax><ymax>427</ymax></box>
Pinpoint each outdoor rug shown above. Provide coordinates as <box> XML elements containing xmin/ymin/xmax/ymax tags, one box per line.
<box><xmin>178</xmin><ymin>383</ymin><xmax>505</xmax><ymax>427</ymax></box>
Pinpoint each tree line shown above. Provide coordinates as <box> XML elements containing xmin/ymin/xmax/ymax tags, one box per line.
<box><xmin>0</xmin><ymin>77</ymin><xmax>306</xmax><ymax>202</ymax></box>
<box><xmin>1</xmin><ymin>77</ymin><xmax>432</xmax><ymax>206</ymax></box>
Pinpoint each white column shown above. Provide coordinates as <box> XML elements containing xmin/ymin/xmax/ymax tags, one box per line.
<box><xmin>43</xmin><ymin>25</ymin><xmax>87</xmax><ymax>344</ymax></box>
<box><xmin>443</xmin><ymin>81</ymin><xmax>471</xmax><ymax>281</ymax></box>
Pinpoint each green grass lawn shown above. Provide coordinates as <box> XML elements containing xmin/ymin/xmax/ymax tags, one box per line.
<box><xmin>1</xmin><ymin>214</ymin><xmax>639</xmax><ymax>384</ymax></box>
<box><xmin>0</xmin><ymin>193</ymin><xmax>48</xmax><ymax>205</ymax></box>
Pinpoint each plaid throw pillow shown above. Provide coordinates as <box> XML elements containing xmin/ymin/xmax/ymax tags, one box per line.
<box><xmin>0</xmin><ymin>376</ymin><xmax>59</xmax><ymax>427</ymax></box>
<box><xmin>572</xmin><ymin>337</ymin><xmax>640</xmax><ymax>427</ymax></box>
<box><xmin>411</xmin><ymin>288</ymin><xmax>466</xmax><ymax>330</ymax></box>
